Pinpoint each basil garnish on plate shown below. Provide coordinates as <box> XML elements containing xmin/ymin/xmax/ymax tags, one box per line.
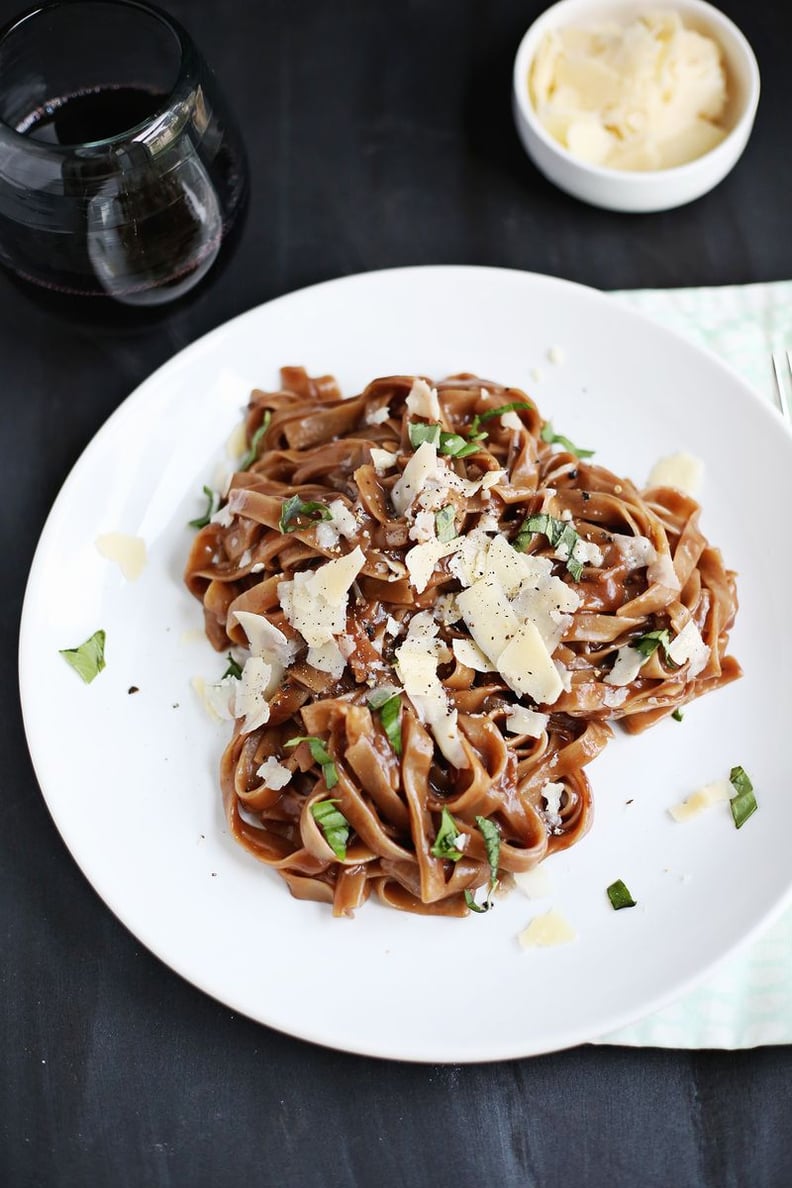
<box><xmin>59</xmin><ymin>629</ymin><xmax>106</xmax><ymax>684</ymax></box>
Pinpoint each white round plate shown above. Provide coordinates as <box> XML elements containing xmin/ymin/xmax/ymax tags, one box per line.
<box><xmin>19</xmin><ymin>266</ymin><xmax>792</xmax><ymax>1062</ymax></box>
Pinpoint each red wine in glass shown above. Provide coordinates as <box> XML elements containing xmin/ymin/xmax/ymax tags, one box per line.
<box><xmin>18</xmin><ymin>84</ymin><xmax>166</xmax><ymax>144</ymax></box>
<box><xmin>0</xmin><ymin>2</ymin><xmax>248</xmax><ymax>309</ymax></box>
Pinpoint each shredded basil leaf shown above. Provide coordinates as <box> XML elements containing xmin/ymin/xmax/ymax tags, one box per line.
<box><xmin>512</xmin><ymin>520</ymin><xmax>535</xmax><ymax>553</ymax></box>
<box><xmin>438</xmin><ymin>431</ymin><xmax>478</xmax><ymax>459</ymax></box>
<box><xmin>470</xmin><ymin>400</ymin><xmax>534</xmax><ymax>437</ymax></box>
<box><xmin>408</xmin><ymin>422</ymin><xmax>441</xmax><ymax>449</ymax></box>
<box><xmin>540</xmin><ymin>421</ymin><xmax>595</xmax><ymax>458</ymax></box>
<box><xmin>475</xmin><ymin>815</ymin><xmax>500</xmax><ymax>906</ymax></box>
<box><xmin>238</xmin><ymin>411</ymin><xmax>272</xmax><ymax>470</ymax></box>
<box><xmin>729</xmin><ymin>765</ymin><xmax>757</xmax><ymax>829</ymax></box>
<box><xmin>59</xmin><ymin>629</ymin><xmax>106</xmax><ymax>684</ymax></box>
<box><xmin>285</xmin><ymin>735</ymin><xmax>339</xmax><ymax>789</ymax></box>
<box><xmin>322</xmin><ymin>764</ymin><xmax>340</xmax><ymax>791</ymax></box>
<box><xmin>222</xmin><ymin>654</ymin><xmax>243</xmax><ymax>680</ymax></box>
<box><xmin>451</xmin><ymin>440</ymin><xmax>482</xmax><ymax>459</ymax></box>
<box><xmin>438</xmin><ymin>431</ymin><xmax>466</xmax><ymax>453</ymax></box>
<box><xmin>379</xmin><ymin>694</ymin><xmax>403</xmax><ymax>756</ymax></box>
<box><xmin>523</xmin><ymin>513</ymin><xmax>563</xmax><ymax>549</ymax></box>
<box><xmin>435</xmin><ymin>505</ymin><xmax>457</xmax><ymax>542</ymax></box>
<box><xmin>307</xmin><ymin>739</ymin><xmax>334</xmax><ymax>772</ymax></box>
<box><xmin>631</xmin><ymin>629</ymin><xmax>674</xmax><ymax>663</ymax></box>
<box><xmin>464</xmin><ymin>818</ymin><xmax>501</xmax><ymax>912</ymax></box>
<box><xmin>279</xmin><ymin>496</ymin><xmax>333</xmax><ymax>534</ymax></box>
<box><xmin>464</xmin><ymin>889</ymin><xmax>490</xmax><ymax>914</ymax></box>
<box><xmin>408</xmin><ymin>421</ymin><xmax>485</xmax><ymax>457</ymax></box>
<box><xmin>566</xmin><ymin>554</ymin><xmax>584</xmax><ymax>582</ymax></box>
<box><xmin>368</xmin><ymin>691</ymin><xmax>402</xmax><ymax>756</ymax></box>
<box><xmin>189</xmin><ymin>484</ymin><xmax>219</xmax><ymax>529</ymax></box>
<box><xmin>430</xmin><ymin>807</ymin><xmax>464</xmax><ymax>862</ymax></box>
<box><xmin>556</xmin><ymin>523</ymin><xmax>578</xmax><ymax>555</ymax></box>
<box><xmin>671</xmin><ymin>708</ymin><xmax>684</xmax><ymax>723</ymax></box>
<box><xmin>514</xmin><ymin>513</ymin><xmax>584</xmax><ymax>582</ymax></box>
<box><xmin>607</xmin><ymin>879</ymin><xmax>637</xmax><ymax>910</ymax></box>
<box><xmin>310</xmin><ymin>799</ymin><xmax>350</xmax><ymax>860</ymax></box>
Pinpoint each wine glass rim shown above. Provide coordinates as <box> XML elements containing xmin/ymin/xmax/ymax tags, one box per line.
<box><xmin>0</xmin><ymin>0</ymin><xmax>196</xmax><ymax>152</ymax></box>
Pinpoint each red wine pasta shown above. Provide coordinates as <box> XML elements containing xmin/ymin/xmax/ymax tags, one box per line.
<box><xmin>184</xmin><ymin>368</ymin><xmax>740</xmax><ymax>917</ymax></box>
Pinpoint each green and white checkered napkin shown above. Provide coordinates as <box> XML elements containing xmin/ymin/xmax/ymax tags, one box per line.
<box><xmin>596</xmin><ymin>280</ymin><xmax>792</xmax><ymax>1049</ymax></box>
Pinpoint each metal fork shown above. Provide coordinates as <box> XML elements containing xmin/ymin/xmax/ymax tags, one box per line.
<box><xmin>771</xmin><ymin>350</ymin><xmax>792</xmax><ymax>422</ymax></box>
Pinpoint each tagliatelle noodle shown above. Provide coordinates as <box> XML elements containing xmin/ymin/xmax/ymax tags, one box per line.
<box><xmin>184</xmin><ymin>368</ymin><xmax>740</xmax><ymax>917</ymax></box>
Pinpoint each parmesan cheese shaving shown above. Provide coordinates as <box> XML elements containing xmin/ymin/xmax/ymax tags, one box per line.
<box><xmin>95</xmin><ymin>532</ymin><xmax>147</xmax><ymax>581</ymax></box>
<box><xmin>391</xmin><ymin>441</ymin><xmax>442</xmax><ymax>515</ymax></box>
<box><xmin>669</xmin><ymin>779</ymin><xmax>731</xmax><ymax>822</ymax></box>
<box><xmin>455</xmin><ymin>535</ymin><xmax>573</xmax><ymax>705</ymax></box>
<box><xmin>235</xmin><ymin>657</ymin><xmax>274</xmax><ymax>733</ymax></box>
<box><xmin>395</xmin><ymin>613</ymin><xmax>469</xmax><ymax>769</ymax></box>
<box><xmin>500</xmin><ymin>410</ymin><xmax>523</xmax><ymax>431</ymax></box>
<box><xmin>667</xmin><ymin>619</ymin><xmax>710</xmax><ymax>677</ymax></box>
<box><xmin>307</xmin><ymin>639</ymin><xmax>347</xmax><ymax>680</ymax></box>
<box><xmin>256</xmin><ymin>756</ymin><xmax>293</xmax><ymax>789</ymax></box>
<box><xmin>211</xmin><ymin>502</ymin><xmax>235</xmax><ymax>528</ymax></box>
<box><xmin>452</xmin><ymin>637</ymin><xmax>497</xmax><ymax>673</ymax></box>
<box><xmin>498</xmin><ymin>623</ymin><xmax>564</xmax><ymax>704</ymax></box>
<box><xmin>405</xmin><ymin>537</ymin><xmax>463</xmax><ymax>594</ymax></box>
<box><xmin>233</xmin><ymin>611</ymin><xmax>297</xmax><ymax>665</ymax></box>
<box><xmin>612</xmin><ymin>533</ymin><xmax>657</xmax><ymax>570</ymax></box>
<box><xmin>192</xmin><ymin>674</ymin><xmax>236</xmax><ymax>721</ymax></box>
<box><xmin>605</xmin><ymin>644</ymin><xmax>645</xmax><ymax>687</ymax></box>
<box><xmin>279</xmin><ymin>546</ymin><xmax>365</xmax><ymax>649</ymax></box>
<box><xmin>530</xmin><ymin>11</ymin><xmax>728</xmax><ymax>171</ymax></box>
<box><xmin>405</xmin><ymin>377</ymin><xmax>442</xmax><ymax>421</ymax></box>
<box><xmin>518</xmin><ymin>909</ymin><xmax>577</xmax><ymax>948</ymax></box>
<box><xmin>647</xmin><ymin>451</ymin><xmax>704</xmax><ymax>497</ymax></box>
<box><xmin>647</xmin><ymin>551</ymin><xmax>681</xmax><ymax>592</ymax></box>
<box><xmin>370</xmin><ymin>447</ymin><xmax>398</xmax><ymax>474</ymax></box>
<box><xmin>541</xmin><ymin>780</ymin><xmax>565</xmax><ymax>828</ymax></box>
<box><xmin>504</xmin><ymin>706</ymin><xmax>549</xmax><ymax>737</ymax></box>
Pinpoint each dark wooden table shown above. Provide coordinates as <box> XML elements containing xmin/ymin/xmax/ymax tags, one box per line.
<box><xmin>3</xmin><ymin>2</ymin><xmax>791</xmax><ymax>1185</ymax></box>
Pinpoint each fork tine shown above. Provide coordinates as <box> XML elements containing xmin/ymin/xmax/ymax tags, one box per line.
<box><xmin>772</xmin><ymin>351</ymin><xmax>791</xmax><ymax>422</ymax></box>
<box><xmin>772</xmin><ymin>352</ymin><xmax>784</xmax><ymax>412</ymax></box>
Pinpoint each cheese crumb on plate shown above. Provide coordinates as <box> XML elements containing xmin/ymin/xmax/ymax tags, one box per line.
<box><xmin>518</xmin><ymin>909</ymin><xmax>577</xmax><ymax>948</ymax></box>
<box><xmin>95</xmin><ymin>532</ymin><xmax>147</xmax><ymax>581</ymax></box>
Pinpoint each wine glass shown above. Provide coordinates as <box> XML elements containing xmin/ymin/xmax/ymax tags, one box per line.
<box><xmin>0</xmin><ymin>0</ymin><xmax>248</xmax><ymax>306</ymax></box>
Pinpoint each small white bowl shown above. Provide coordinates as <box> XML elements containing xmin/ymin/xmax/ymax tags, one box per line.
<box><xmin>512</xmin><ymin>0</ymin><xmax>760</xmax><ymax>213</ymax></box>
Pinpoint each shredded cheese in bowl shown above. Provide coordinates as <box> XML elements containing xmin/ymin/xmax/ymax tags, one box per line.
<box><xmin>529</xmin><ymin>9</ymin><xmax>728</xmax><ymax>170</ymax></box>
